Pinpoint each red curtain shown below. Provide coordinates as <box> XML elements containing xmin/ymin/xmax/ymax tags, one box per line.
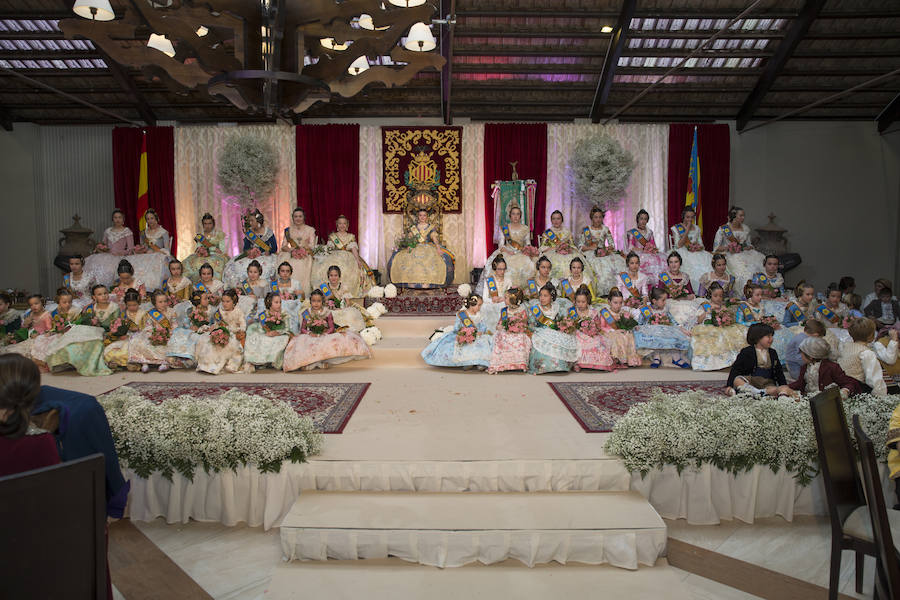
<box><xmin>483</xmin><ymin>123</ymin><xmax>548</xmax><ymax>255</ymax></box>
<box><xmin>296</xmin><ymin>124</ymin><xmax>360</xmax><ymax>237</ymax></box>
<box><xmin>112</xmin><ymin>126</ymin><xmax>176</xmax><ymax>251</ymax></box>
<box><xmin>667</xmin><ymin>124</ymin><xmax>730</xmax><ymax>250</ymax></box>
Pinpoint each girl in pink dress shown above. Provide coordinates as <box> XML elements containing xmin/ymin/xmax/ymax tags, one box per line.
<box><xmin>487</xmin><ymin>288</ymin><xmax>532</xmax><ymax>374</ymax></box>
<box><xmin>84</xmin><ymin>208</ymin><xmax>135</xmax><ymax>286</ymax></box>
<box><xmin>625</xmin><ymin>209</ymin><xmax>667</xmax><ymax>281</ymax></box>
<box><xmin>572</xmin><ymin>285</ymin><xmax>614</xmax><ymax>372</ymax></box>
<box><xmin>597</xmin><ymin>288</ymin><xmax>642</xmax><ymax>368</ymax></box>
<box><xmin>656</xmin><ymin>251</ymin><xmax>696</xmax><ymax>300</ymax></box>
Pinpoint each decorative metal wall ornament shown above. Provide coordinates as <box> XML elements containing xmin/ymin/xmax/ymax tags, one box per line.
<box><xmin>60</xmin><ymin>0</ymin><xmax>446</xmax><ymax>119</ymax></box>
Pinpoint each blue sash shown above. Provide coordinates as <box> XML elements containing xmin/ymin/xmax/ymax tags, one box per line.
<box><xmin>162</xmin><ymin>277</ymin><xmax>170</xmax><ymax>291</ymax></box>
<box><xmin>457</xmin><ymin>310</ymin><xmax>474</xmax><ymax>328</ymax></box>
<box><xmin>501</xmin><ymin>224</ymin><xmax>511</xmax><ymax>241</ymax></box>
<box><xmin>816</xmin><ymin>304</ymin><xmax>839</xmax><ymax>323</ymax></box>
<box><xmin>739</xmin><ymin>302</ymin><xmax>754</xmax><ymax>321</ymax></box>
<box><xmin>543</xmin><ymin>228</ymin><xmax>558</xmax><ymax>244</ymax></box>
<box><xmin>486</xmin><ymin>276</ymin><xmax>499</xmax><ymax>298</ymax></box>
<box><xmin>319</xmin><ymin>283</ymin><xmax>333</xmax><ymax>298</ymax></box>
<box><xmin>63</xmin><ymin>273</ymin><xmax>71</xmax><ymax>288</ymax></box>
<box><xmin>567</xmin><ymin>306</ymin><xmax>578</xmax><ymax>319</ymax></box>
<box><xmin>527</xmin><ymin>279</ymin><xmax>539</xmax><ymax>297</ymax></box>
<box><xmin>619</xmin><ymin>272</ymin><xmax>641</xmax><ymax>298</ymax></box>
<box><xmin>301</xmin><ymin>309</ymin><xmax>311</xmax><ymax>322</ymax></box>
<box><xmin>212</xmin><ymin>309</ymin><xmax>222</xmax><ymax>322</ymax></box>
<box><xmin>258</xmin><ymin>311</ymin><xmax>267</xmax><ymax>325</ymax></box>
<box><xmin>582</xmin><ymin>226</ymin><xmax>591</xmax><ymax>239</ymax></box>
<box><xmin>560</xmin><ymin>279</ymin><xmax>574</xmax><ymax>298</ymax></box>
<box><xmin>639</xmin><ymin>306</ymin><xmax>653</xmax><ymax>320</ymax></box>
<box><xmin>629</xmin><ymin>228</ymin><xmax>649</xmax><ymax>247</ymax></box>
<box><xmin>786</xmin><ymin>302</ymin><xmax>806</xmax><ymax>322</ymax></box>
<box><xmin>271</xmin><ymin>280</ymin><xmax>280</xmax><ymax>294</ymax></box>
<box><xmin>659</xmin><ymin>272</ymin><xmax>673</xmax><ymax>287</ymax></box>
<box><xmin>599</xmin><ymin>307</ymin><xmax>615</xmax><ymax>324</ymax></box>
<box><xmin>241</xmin><ymin>280</ymin><xmax>253</xmax><ymax>296</ymax></box>
<box><xmin>500</xmin><ymin>307</ymin><xmax>508</xmax><ymax>322</ymax></box>
<box><xmin>194</xmin><ymin>233</ymin><xmax>206</xmax><ymax>243</ymax></box>
<box><xmin>700</xmin><ymin>302</ymin><xmax>712</xmax><ymax>312</ymax></box>
<box><xmin>721</xmin><ymin>224</ymin><xmax>738</xmax><ymax>243</ymax></box>
<box><xmin>673</xmin><ymin>224</ymin><xmax>686</xmax><ymax>237</ymax></box>
<box><xmin>82</xmin><ymin>304</ymin><xmax>95</xmax><ymax>319</ymax></box>
<box><xmin>754</xmin><ymin>273</ymin><xmax>769</xmax><ymax>286</ymax></box>
<box><xmin>194</xmin><ymin>282</ymin><xmax>208</xmax><ymax>292</ymax></box>
<box><xmin>529</xmin><ymin>304</ymin><xmax>555</xmax><ymax>327</ymax></box>
<box><xmin>50</xmin><ymin>308</ymin><xmax>59</xmax><ymax>319</ymax></box>
<box><xmin>148</xmin><ymin>308</ymin><xmax>170</xmax><ymax>328</ymax></box>
<box><xmin>245</xmin><ymin>229</ymin><xmax>271</xmax><ymax>253</ymax></box>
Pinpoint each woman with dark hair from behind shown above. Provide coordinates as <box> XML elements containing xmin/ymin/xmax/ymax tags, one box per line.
<box><xmin>0</xmin><ymin>354</ymin><xmax>60</xmax><ymax>476</ymax></box>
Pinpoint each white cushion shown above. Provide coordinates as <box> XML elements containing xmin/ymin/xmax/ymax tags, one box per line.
<box><xmin>844</xmin><ymin>506</ymin><xmax>900</xmax><ymax>552</ymax></box>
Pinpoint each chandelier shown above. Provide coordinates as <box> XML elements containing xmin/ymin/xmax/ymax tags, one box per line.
<box><xmin>61</xmin><ymin>0</ymin><xmax>445</xmax><ymax>118</ymax></box>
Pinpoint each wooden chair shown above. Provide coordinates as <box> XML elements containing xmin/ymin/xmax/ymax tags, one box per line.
<box><xmin>853</xmin><ymin>415</ymin><xmax>900</xmax><ymax>599</ymax></box>
<box><xmin>809</xmin><ymin>387</ymin><xmax>874</xmax><ymax>599</ymax></box>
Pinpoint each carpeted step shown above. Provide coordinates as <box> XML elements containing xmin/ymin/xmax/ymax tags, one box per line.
<box><xmin>280</xmin><ymin>491</ymin><xmax>666</xmax><ymax>569</ymax></box>
<box><xmin>374</xmin><ymin>315</ymin><xmax>454</xmax><ymax>338</ymax></box>
<box><xmin>266</xmin><ymin>558</ymin><xmax>692</xmax><ymax>599</ymax></box>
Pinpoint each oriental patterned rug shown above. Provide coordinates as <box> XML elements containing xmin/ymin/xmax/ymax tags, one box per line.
<box><xmin>366</xmin><ymin>285</ymin><xmax>461</xmax><ymax>316</ymax></box>
<box><xmin>549</xmin><ymin>380</ymin><xmax>727</xmax><ymax>433</ymax></box>
<box><xmin>111</xmin><ymin>382</ymin><xmax>370</xmax><ymax>434</ymax></box>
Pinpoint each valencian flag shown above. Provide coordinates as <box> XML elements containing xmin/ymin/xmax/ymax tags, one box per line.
<box><xmin>685</xmin><ymin>126</ymin><xmax>701</xmax><ymax>231</ymax></box>
<box><xmin>137</xmin><ymin>131</ymin><xmax>149</xmax><ymax>231</ymax></box>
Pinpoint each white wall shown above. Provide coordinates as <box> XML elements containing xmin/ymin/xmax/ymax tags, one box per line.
<box><xmin>0</xmin><ymin>124</ymin><xmax>41</xmax><ymax>293</ymax></box>
<box><xmin>730</xmin><ymin>121</ymin><xmax>900</xmax><ymax>295</ymax></box>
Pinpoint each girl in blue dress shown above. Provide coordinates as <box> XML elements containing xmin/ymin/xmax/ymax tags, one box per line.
<box><xmin>527</xmin><ymin>284</ymin><xmax>578</xmax><ymax>374</ymax></box>
<box><xmin>421</xmin><ymin>294</ymin><xmax>494</xmax><ymax>369</ymax></box>
<box><xmin>633</xmin><ymin>288</ymin><xmax>692</xmax><ymax>368</ymax></box>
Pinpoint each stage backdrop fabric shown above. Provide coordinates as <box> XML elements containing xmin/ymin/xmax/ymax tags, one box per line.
<box><xmin>112</xmin><ymin>126</ymin><xmax>176</xmax><ymax>251</ymax></box>
<box><xmin>296</xmin><ymin>124</ymin><xmax>359</xmax><ymax>237</ymax></box>
<box><xmin>546</xmin><ymin>123</ymin><xmax>669</xmax><ymax>251</ymax></box>
<box><xmin>667</xmin><ymin>123</ymin><xmax>730</xmax><ymax>250</ymax></box>
<box><xmin>483</xmin><ymin>123</ymin><xmax>547</xmax><ymax>255</ymax></box>
<box><xmin>173</xmin><ymin>124</ymin><xmax>296</xmax><ymax>259</ymax></box>
<box><xmin>382</xmin><ymin>126</ymin><xmax>463</xmax><ymax>213</ymax></box>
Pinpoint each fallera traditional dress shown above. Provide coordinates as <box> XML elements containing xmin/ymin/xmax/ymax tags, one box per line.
<box><xmin>614</xmin><ymin>271</ymin><xmax>651</xmax><ymax>308</ymax></box>
<box><xmin>697</xmin><ymin>271</ymin><xmax>738</xmax><ymax>299</ymax></box>
<box><xmin>164</xmin><ymin>276</ymin><xmax>193</xmax><ymax>304</ymax></box>
<box><xmin>311</xmin><ymin>231</ymin><xmax>375</xmax><ymax>297</ymax></box>
<box><xmin>751</xmin><ymin>272</ymin><xmax>786</xmax><ymax>298</ymax></box>
<box><xmin>183</xmin><ymin>229</ymin><xmax>229</xmax><ymax>283</ymax></box>
<box><xmin>282</xmin><ymin>308</ymin><xmax>371</xmax><ymax>371</ymax></box>
<box><xmin>110</xmin><ymin>278</ymin><xmax>146</xmax><ymax>309</ymax></box>
<box><xmin>538</xmin><ymin>227</ymin><xmax>593</xmax><ymax>282</ymax></box>
<box><xmin>814</xmin><ymin>302</ymin><xmax>849</xmax><ymax>329</ymax></box>
<box><xmin>193</xmin><ymin>278</ymin><xmax>225</xmax><ymax>304</ymax></box>
<box><xmin>487</xmin><ymin>304</ymin><xmax>532</xmax><ymax>374</ymax></box>
<box><xmin>478</xmin><ymin>274</ymin><xmax>514</xmax><ymax>328</ymax></box>
<box><xmin>83</xmin><ymin>227</ymin><xmax>134</xmax><ymax>287</ymax></box>
<box><xmin>783</xmin><ymin>298</ymin><xmax>818</xmax><ymax>326</ymax></box>
<box><xmin>125</xmin><ymin>227</ymin><xmax>172</xmax><ymax>290</ymax></box>
<box><xmin>597</xmin><ymin>305</ymin><xmax>642</xmax><ymax>367</ymax></box>
<box><xmin>195</xmin><ymin>305</ymin><xmax>246</xmax><ymax>374</ymax></box>
<box><xmin>421</xmin><ymin>309</ymin><xmax>494</xmax><ymax>368</ymax></box>
<box><xmin>626</xmin><ymin>226</ymin><xmax>666</xmax><ymax>281</ymax></box>
<box><xmin>277</xmin><ymin>224</ymin><xmax>317</xmax><ymax>296</ymax></box>
<box><xmin>243</xmin><ymin>310</ymin><xmax>291</xmax><ymax>369</ymax></box>
<box><xmin>63</xmin><ymin>272</ymin><xmax>96</xmax><ymax>310</ymax></box>
<box><xmin>713</xmin><ymin>223</ymin><xmax>766</xmax><ymax>291</ymax></box>
<box><xmin>224</xmin><ymin>228</ymin><xmax>279</xmax><ymax>289</ymax></box>
<box><xmin>236</xmin><ymin>279</ymin><xmax>270</xmax><ymax>318</ymax></box>
<box><xmin>323</xmin><ymin>282</ymin><xmax>369</xmax><ymax>333</ymax></box>
<box><xmin>573</xmin><ymin>306</ymin><xmax>614</xmax><ymax>371</ymax></box>
<box><xmin>669</xmin><ymin>223</ymin><xmax>712</xmax><ymax>291</ymax></box>
<box><xmin>633</xmin><ymin>305</ymin><xmax>692</xmax><ymax>358</ymax></box>
<box><xmin>689</xmin><ymin>302</ymin><xmax>747</xmax><ymax>372</ymax></box>
<box><xmin>482</xmin><ymin>223</ymin><xmax>537</xmax><ymax>288</ymax></box>
<box><xmin>128</xmin><ymin>306</ymin><xmax>176</xmax><ymax>367</ymax></box>
<box><xmin>1</xmin><ymin>310</ymin><xmax>52</xmax><ymax>360</ymax></box>
<box><xmin>388</xmin><ymin>223</ymin><xmax>455</xmax><ymax>289</ymax></box>
<box><xmin>38</xmin><ymin>307</ymin><xmax>112</xmax><ymax>377</ymax></box>
<box><xmin>527</xmin><ymin>304</ymin><xmax>577</xmax><ymax>374</ymax></box>
<box><xmin>580</xmin><ymin>225</ymin><xmax>626</xmax><ymax>297</ymax></box>
<box><xmin>557</xmin><ymin>275</ymin><xmax>595</xmax><ymax>305</ymax></box>
<box><xmin>734</xmin><ymin>301</ymin><xmax>802</xmax><ymax>358</ymax></box>
<box><xmin>165</xmin><ymin>306</ymin><xmax>206</xmax><ymax>366</ymax></box>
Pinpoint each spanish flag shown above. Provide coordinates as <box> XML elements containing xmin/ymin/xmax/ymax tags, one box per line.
<box><xmin>685</xmin><ymin>126</ymin><xmax>701</xmax><ymax>231</ymax></box>
<box><xmin>137</xmin><ymin>131</ymin><xmax>149</xmax><ymax>232</ymax></box>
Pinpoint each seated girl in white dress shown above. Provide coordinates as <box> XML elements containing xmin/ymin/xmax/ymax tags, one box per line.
<box><xmin>224</xmin><ymin>210</ymin><xmax>279</xmax><ymax>289</ymax></box>
<box><xmin>321</xmin><ymin>265</ymin><xmax>371</xmax><ymax>333</ymax></box>
<box><xmin>580</xmin><ymin>206</ymin><xmax>626</xmax><ymax>297</ymax></box>
<box><xmin>479</xmin><ymin>255</ymin><xmax>514</xmax><ymax>329</ymax></box>
<box><xmin>244</xmin><ymin>292</ymin><xmax>292</xmax><ymax>371</ymax></box>
<box><xmin>282</xmin><ymin>289</ymin><xmax>372</xmax><ymax>372</ymax></box>
<box><xmin>277</xmin><ymin>207</ymin><xmax>317</xmax><ymax>296</ymax></box>
<box><xmin>625</xmin><ymin>209</ymin><xmax>667</xmax><ymax>281</ymax></box>
<box><xmin>136</xmin><ymin>209</ymin><xmax>173</xmax><ymax>289</ymax></box>
<box><xmin>41</xmin><ymin>288</ymin><xmax>111</xmax><ymax>377</ymax></box>
<box><xmin>616</xmin><ymin>252</ymin><xmax>652</xmax><ymax>309</ymax></box>
<box><xmin>183</xmin><ymin>212</ymin><xmax>229</xmax><ymax>283</ymax></box>
<box><xmin>669</xmin><ymin>207</ymin><xmax>712</xmax><ymax>291</ymax></box>
<box><xmin>64</xmin><ymin>255</ymin><xmax>95</xmax><ymax>311</ymax></box>
<box><xmin>421</xmin><ymin>294</ymin><xmax>494</xmax><ymax>370</ymax></box>
<box><xmin>712</xmin><ymin>206</ymin><xmax>766</xmax><ymax>291</ymax></box>
<box><xmin>102</xmin><ymin>289</ymin><xmax>143</xmax><ymax>370</ymax></box>
<box><xmin>750</xmin><ymin>254</ymin><xmax>786</xmax><ymax>299</ymax></box>
<box><xmin>196</xmin><ymin>290</ymin><xmax>246</xmax><ymax>375</ymax></box>
<box><xmin>633</xmin><ymin>288</ymin><xmax>692</xmax><ymax>369</ymax></box>
<box><xmin>128</xmin><ymin>290</ymin><xmax>177</xmax><ymax>373</ymax></box>
<box><xmin>697</xmin><ymin>253</ymin><xmax>738</xmax><ymax>299</ymax></box>
<box><xmin>483</xmin><ymin>205</ymin><xmax>537</xmax><ymax>288</ymax></box>
<box><xmin>311</xmin><ymin>215</ymin><xmax>375</xmax><ymax>297</ymax></box>
<box><xmin>538</xmin><ymin>211</ymin><xmax>592</xmax><ymax>282</ymax></box>
<box><xmin>690</xmin><ymin>282</ymin><xmax>747</xmax><ymax>371</ymax></box>
<box><xmin>527</xmin><ymin>283</ymin><xmax>578</xmax><ymax>374</ymax></box>
<box><xmin>194</xmin><ymin>263</ymin><xmax>225</xmax><ymax>305</ymax></box>
<box><xmin>814</xmin><ymin>285</ymin><xmax>850</xmax><ymax>329</ymax></box>
<box><xmin>237</xmin><ymin>259</ymin><xmax>269</xmax><ymax>317</ymax></box>
<box><xmin>83</xmin><ymin>208</ymin><xmax>134</xmax><ymax>287</ymax></box>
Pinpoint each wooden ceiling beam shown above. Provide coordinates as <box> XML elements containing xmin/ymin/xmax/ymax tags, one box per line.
<box><xmin>439</xmin><ymin>0</ymin><xmax>456</xmax><ymax>125</ymax></box>
<box><xmin>0</xmin><ymin>104</ymin><xmax>13</xmax><ymax>130</ymax></box>
<box><xmin>455</xmin><ymin>9</ymin><xmax>900</xmax><ymax>20</ymax></box>
<box><xmin>96</xmin><ymin>48</ymin><xmax>156</xmax><ymax>126</ymax></box>
<box><xmin>736</xmin><ymin>0</ymin><xmax>827</xmax><ymax>131</ymax></box>
<box><xmin>876</xmin><ymin>92</ymin><xmax>900</xmax><ymax>133</ymax></box>
<box><xmin>590</xmin><ymin>0</ymin><xmax>637</xmax><ymax>123</ymax></box>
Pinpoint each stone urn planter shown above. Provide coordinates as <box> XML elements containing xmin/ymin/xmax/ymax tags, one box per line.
<box><xmin>54</xmin><ymin>214</ymin><xmax>95</xmax><ymax>272</ymax></box>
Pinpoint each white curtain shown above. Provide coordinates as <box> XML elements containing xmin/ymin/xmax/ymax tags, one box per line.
<box><xmin>174</xmin><ymin>124</ymin><xmax>296</xmax><ymax>259</ymax></box>
<box><xmin>546</xmin><ymin>123</ymin><xmax>669</xmax><ymax>250</ymax></box>
<box><xmin>358</xmin><ymin>123</ymin><xmax>486</xmax><ymax>282</ymax></box>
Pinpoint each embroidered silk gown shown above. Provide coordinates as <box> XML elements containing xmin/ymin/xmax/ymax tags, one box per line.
<box><xmin>387</xmin><ymin>223</ymin><xmax>455</xmax><ymax>289</ymax></box>
<box><xmin>224</xmin><ymin>227</ymin><xmax>279</xmax><ymax>289</ymax></box>
<box><xmin>83</xmin><ymin>227</ymin><xmax>134</xmax><ymax>287</ymax></box>
<box><xmin>183</xmin><ymin>229</ymin><xmax>229</xmax><ymax>283</ymax></box>
<box><xmin>421</xmin><ymin>310</ymin><xmax>494</xmax><ymax>368</ymax></box>
<box><xmin>712</xmin><ymin>223</ymin><xmax>766</xmax><ymax>291</ymax></box>
<box><xmin>573</xmin><ymin>306</ymin><xmax>614</xmax><ymax>371</ymax></box>
<box><xmin>282</xmin><ymin>309</ymin><xmax>372</xmax><ymax>371</ymax></box>
<box><xmin>625</xmin><ymin>226</ymin><xmax>667</xmax><ymax>280</ymax></box>
<box><xmin>195</xmin><ymin>306</ymin><xmax>246</xmax><ymax>374</ymax></box>
<box><xmin>311</xmin><ymin>231</ymin><xmax>375</xmax><ymax>297</ymax></box>
<box><xmin>538</xmin><ymin>227</ymin><xmax>593</xmax><ymax>282</ymax></box>
<box><xmin>527</xmin><ymin>304</ymin><xmax>577</xmax><ymax>374</ymax></box>
<box><xmin>277</xmin><ymin>224</ymin><xmax>317</xmax><ymax>296</ymax></box>
<box><xmin>482</xmin><ymin>223</ymin><xmax>537</xmax><ymax>288</ymax></box>
<box><xmin>487</xmin><ymin>305</ymin><xmax>532</xmax><ymax>374</ymax></box>
<box><xmin>244</xmin><ymin>310</ymin><xmax>292</xmax><ymax>369</ymax></box>
<box><xmin>580</xmin><ymin>225</ymin><xmax>626</xmax><ymax>297</ymax></box>
<box><xmin>669</xmin><ymin>223</ymin><xmax>712</xmax><ymax>291</ymax></box>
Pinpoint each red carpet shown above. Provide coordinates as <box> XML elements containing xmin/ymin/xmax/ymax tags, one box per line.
<box><xmin>366</xmin><ymin>286</ymin><xmax>462</xmax><ymax>316</ymax></box>
<box><xmin>549</xmin><ymin>380</ymin><xmax>727</xmax><ymax>433</ymax></box>
<box><xmin>115</xmin><ymin>382</ymin><xmax>369</xmax><ymax>434</ymax></box>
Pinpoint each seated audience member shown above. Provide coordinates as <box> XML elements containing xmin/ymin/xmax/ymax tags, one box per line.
<box><xmin>862</xmin><ymin>278</ymin><xmax>895</xmax><ymax>310</ymax></box>
<box><xmin>838</xmin><ymin>318</ymin><xmax>898</xmax><ymax>396</ymax></box>
<box><xmin>0</xmin><ymin>354</ymin><xmax>60</xmax><ymax>476</ymax></box>
<box><xmin>784</xmin><ymin>319</ymin><xmax>827</xmax><ymax>380</ymax></box>
<box><xmin>777</xmin><ymin>337</ymin><xmax>859</xmax><ymax>399</ymax></box>
<box><xmin>864</xmin><ymin>286</ymin><xmax>900</xmax><ymax>334</ymax></box>
<box><xmin>31</xmin><ymin>384</ymin><xmax>130</xmax><ymax>517</ymax></box>
<box><xmin>726</xmin><ymin>323</ymin><xmax>787</xmax><ymax>397</ymax></box>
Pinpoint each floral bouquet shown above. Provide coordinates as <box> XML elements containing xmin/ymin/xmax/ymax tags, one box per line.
<box><xmin>396</xmin><ymin>232</ymin><xmax>419</xmax><ymax>251</ymax></box>
<box><xmin>149</xmin><ymin>325</ymin><xmax>170</xmax><ymax>346</ymax></box>
<box><xmin>577</xmin><ymin>316</ymin><xmax>601</xmax><ymax>337</ymax></box>
<box><xmin>522</xmin><ymin>245</ymin><xmax>540</xmax><ymax>258</ymax></box>
<box><xmin>209</xmin><ymin>323</ymin><xmax>231</xmax><ymax>347</ymax></box>
<box><xmin>291</xmin><ymin>247</ymin><xmax>309</xmax><ymax>260</ymax></box>
<box><xmin>557</xmin><ymin>316</ymin><xmax>577</xmax><ymax>334</ymax></box>
<box><xmin>312</xmin><ymin>244</ymin><xmax>328</xmax><ymax>257</ymax></box>
<box><xmin>647</xmin><ymin>313</ymin><xmax>672</xmax><ymax>326</ymax></box>
<box><xmin>189</xmin><ymin>307</ymin><xmax>209</xmax><ymax>330</ymax></box>
<box><xmin>665</xmin><ymin>283</ymin><xmax>686</xmax><ymax>299</ymax></box>
<box><xmin>502</xmin><ymin>312</ymin><xmax>529</xmax><ymax>334</ymax></box>
<box><xmin>595</xmin><ymin>245</ymin><xmax>615</xmax><ymax>258</ymax></box>
<box><xmin>167</xmin><ymin>293</ymin><xmax>178</xmax><ymax>308</ymax></box>
<box><xmin>132</xmin><ymin>244</ymin><xmax>148</xmax><ymax>255</ymax></box>
<box><xmin>3</xmin><ymin>333</ymin><xmax>16</xmax><ymax>346</ymax></box>
<box><xmin>246</xmin><ymin>247</ymin><xmax>262</xmax><ymax>259</ymax></box>
<box><xmin>279</xmin><ymin>290</ymin><xmax>297</xmax><ymax>301</ymax></box>
<box><xmin>624</xmin><ymin>295</ymin><xmax>643</xmax><ymax>309</ymax></box>
<box><xmin>263</xmin><ymin>313</ymin><xmax>286</xmax><ymax>333</ymax></box>
<box><xmin>196</xmin><ymin>246</ymin><xmax>210</xmax><ymax>257</ymax></box>
<box><xmin>76</xmin><ymin>312</ymin><xmax>100</xmax><ymax>327</ymax></box>
<box><xmin>725</xmin><ymin>240</ymin><xmax>743</xmax><ymax>254</ymax></box>
<box><xmin>326</xmin><ymin>297</ymin><xmax>343</xmax><ymax>310</ymax></box>
<box><xmin>840</xmin><ymin>316</ymin><xmax>854</xmax><ymax>329</ymax></box>
<box><xmin>456</xmin><ymin>325</ymin><xmax>478</xmax><ymax>346</ymax></box>
<box><xmin>50</xmin><ymin>313</ymin><xmax>70</xmax><ymax>334</ymax></box>
<box><xmin>555</xmin><ymin>243</ymin><xmax>573</xmax><ymax>255</ymax></box>
<box><xmin>687</xmin><ymin>241</ymin><xmax>704</xmax><ymax>252</ymax></box>
<box><xmin>705</xmin><ymin>308</ymin><xmax>736</xmax><ymax>327</ymax></box>
<box><xmin>94</xmin><ymin>242</ymin><xmax>109</xmax><ymax>253</ymax></box>
<box><xmin>759</xmin><ymin>315</ymin><xmax>782</xmax><ymax>330</ymax></box>
<box><xmin>615</xmin><ymin>315</ymin><xmax>639</xmax><ymax>331</ymax></box>
<box><xmin>104</xmin><ymin>316</ymin><xmax>132</xmax><ymax>344</ymax></box>
<box><xmin>643</xmin><ymin>244</ymin><xmax>659</xmax><ymax>254</ymax></box>
<box><xmin>307</xmin><ymin>317</ymin><xmax>329</xmax><ymax>336</ymax></box>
